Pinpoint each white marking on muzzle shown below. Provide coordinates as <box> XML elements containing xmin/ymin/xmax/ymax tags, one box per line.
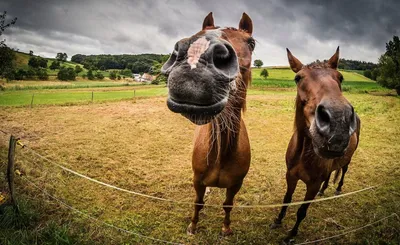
<box><xmin>187</xmin><ymin>36</ymin><xmax>210</xmax><ymax>69</ymax></box>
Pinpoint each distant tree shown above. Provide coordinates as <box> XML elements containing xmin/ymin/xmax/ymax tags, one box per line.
<box><xmin>0</xmin><ymin>11</ymin><xmax>17</xmax><ymax>80</ymax></box>
<box><xmin>87</xmin><ymin>69</ymin><xmax>95</xmax><ymax>80</ymax></box>
<box><xmin>253</xmin><ymin>59</ymin><xmax>263</xmax><ymax>68</ymax></box>
<box><xmin>260</xmin><ymin>68</ymin><xmax>269</xmax><ymax>79</ymax></box>
<box><xmin>109</xmin><ymin>70</ymin><xmax>117</xmax><ymax>80</ymax></box>
<box><xmin>117</xmin><ymin>75</ymin><xmax>121</xmax><ymax>80</ymax></box>
<box><xmin>120</xmin><ymin>68</ymin><xmax>132</xmax><ymax>77</ymax></box>
<box><xmin>14</xmin><ymin>68</ymin><xmax>26</xmax><ymax>80</ymax></box>
<box><xmin>95</xmin><ymin>71</ymin><xmax>104</xmax><ymax>80</ymax></box>
<box><xmin>377</xmin><ymin>36</ymin><xmax>400</xmax><ymax>95</ymax></box>
<box><xmin>363</xmin><ymin>70</ymin><xmax>372</xmax><ymax>79</ymax></box>
<box><xmin>28</xmin><ymin>56</ymin><xmax>47</xmax><ymax>68</ymax></box>
<box><xmin>57</xmin><ymin>67</ymin><xmax>76</xmax><ymax>81</ymax></box>
<box><xmin>151</xmin><ymin>74</ymin><xmax>167</xmax><ymax>85</ymax></box>
<box><xmin>371</xmin><ymin>68</ymin><xmax>380</xmax><ymax>81</ymax></box>
<box><xmin>150</xmin><ymin>61</ymin><xmax>163</xmax><ymax>75</ymax></box>
<box><xmin>25</xmin><ymin>68</ymin><xmax>36</xmax><ymax>80</ymax></box>
<box><xmin>71</xmin><ymin>54</ymin><xmax>86</xmax><ymax>64</ymax></box>
<box><xmin>56</xmin><ymin>53</ymin><xmax>63</xmax><ymax>61</ymax></box>
<box><xmin>49</xmin><ymin>60</ymin><xmax>61</xmax><ymax>70</ymax></box>
<box><xmin>39</xmin><ymin>57</ymin><xmax>47</xmax><ymax>68</ymax></box>
<box><xmin>75</xmin><ymin>65</ymin><xmax>83</xmax><ymax>74</ymax></box>
<box><xmin>29</xmin><ymin>50</ymin><xmax>34</xmax><ymax>56</ymax></box>
<box><xmin>56</xmin><ymin>52</ymin><xmax>68</xmax><ymax>62</ymax></box>
<box><xmin>36</xmin><ymin>68</ymin><xmax>48</xmax><ymax>80</ymax></box>
<box><xmin>0</xmin><ymin>11</ymin><xmax>17</xmax><ymax>47</ymax></box>
<box><xmin>28</xmin><ymin>56</ymin><xmax>39</xmax><ymax>68</ymax></box>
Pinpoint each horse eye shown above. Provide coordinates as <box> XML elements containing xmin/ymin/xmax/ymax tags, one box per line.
<box><xmin>294</xmin><ymin>75</ymin><xmax>301</xmax><ymax>83</ymax></box>
<box><xmin>248</xmin><ymin>38</ymin><xmax>255</xmax><ymax>51</ymax></box>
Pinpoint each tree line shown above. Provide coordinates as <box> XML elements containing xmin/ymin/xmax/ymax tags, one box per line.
<box><xmin>337</xmin><ymin>59</ymin><xmax>377</xmax><ymax>70</ymax></box>
<box><xmin>71</xmin><ymin>53</ymin><xmax>169</xmax><ymax>74</ymax></box>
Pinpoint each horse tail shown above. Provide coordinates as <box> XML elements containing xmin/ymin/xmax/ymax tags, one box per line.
<box><xmin>333</xmin><ymin>168</ymin><xmax>342</xmax><ymax>184</ymax></box>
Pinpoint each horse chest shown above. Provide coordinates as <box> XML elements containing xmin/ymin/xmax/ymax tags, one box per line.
<box><xmin>194</xmin><ymin>161</ymin><xmax>248</xmax><ymax>188</ymax></box>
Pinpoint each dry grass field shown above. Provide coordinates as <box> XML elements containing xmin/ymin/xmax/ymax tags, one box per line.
<box><xmin>0</xmin><ymin>90</ymin><xmax>399</xmax><ymax>244</ymax></box>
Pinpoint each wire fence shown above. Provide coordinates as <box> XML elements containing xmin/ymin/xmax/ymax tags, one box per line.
<box><xmin>20</xmin><ymin>175</ymin><xmax>183</xmax><ymax>245</ymax></box>
<box><xmin>0</xmin><ymin>129</ymin><xmax>398</xmax><ymax>244</ymax></box>
<box><xmin>21</xmin><ymin>143</ymin><xmax>379</xmax><ymax>208</ymax></box>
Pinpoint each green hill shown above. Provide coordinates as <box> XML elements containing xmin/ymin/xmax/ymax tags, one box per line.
<box><xmin>13</xmin><ymin>51</ymin><xmax>88</xmax><ymax>76</ymax></box>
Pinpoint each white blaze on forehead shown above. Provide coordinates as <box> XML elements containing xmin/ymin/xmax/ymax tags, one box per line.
<box><xmin>187</xmin><ymin>36</ymin><xmax>210</xmax><ymax>69</ymax></box>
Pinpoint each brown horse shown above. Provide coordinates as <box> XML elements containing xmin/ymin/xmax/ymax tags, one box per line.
<box><xmin>161</xmin><ymin>13</ymin><xmax>254</xmax><ymax>235</ymax></box>
<box><xmin>271</xmin><ymin>47</ymin><xmax>361</xmax><ymax>244</ymax></box>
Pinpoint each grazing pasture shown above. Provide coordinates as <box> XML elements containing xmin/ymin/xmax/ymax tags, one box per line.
<box><xmin>0</xmin><ymin>85</ymin><xmax>399</xmax><ymax>244</ymax></box>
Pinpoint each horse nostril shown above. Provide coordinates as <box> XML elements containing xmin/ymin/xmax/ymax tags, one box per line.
<box><xmin>316</xmin><ymin>104</ymin><xmax>331</xmax><ymax>135</ymax></box>
<box><xmin>211</xmin><ymin>43</ymin><xmax>238</xmax><ymax>79</ymax></box>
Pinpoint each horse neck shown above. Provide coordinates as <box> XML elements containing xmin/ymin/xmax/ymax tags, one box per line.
<box><xmin>208</xmin><ymin>74</ymin><xmax>249</xmax><ymax>160</ymax></box>
<box><xmin>294</xmin><ymin>95</ymin><xmax>314</xmax><ymax>156</ymax></box>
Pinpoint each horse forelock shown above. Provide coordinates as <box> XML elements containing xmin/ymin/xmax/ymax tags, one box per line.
<box><xmin>304</xmin><ymin>61</ymin><xmax>331</xmax><ymax>69</ymax></box>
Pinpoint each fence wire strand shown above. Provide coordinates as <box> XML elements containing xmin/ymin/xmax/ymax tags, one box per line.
<box><xmin>294</xmin><ymin>213</ymin><xmax>399</xmax><ymax>245</ymax></box>
<box><xmin>21</xmin><ymin>175</ymin><xmax>184</xmax><ymax>245</ymax></box>
<box><xmin>20</xmin><ymin>143</ymin><xmax>378</xmax><ymax>208</ymax></box>
<box><xmin>1</xmin><ymin>130</ymin><xmax>398</xmax><ymax>244</ymax></box>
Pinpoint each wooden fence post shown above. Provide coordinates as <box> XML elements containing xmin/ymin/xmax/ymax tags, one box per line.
<box><xmin>134</xmin><ymin>89</ymin><xmax>136</xmax><ymax>103</ymax></box>
<box><xmin>30</xmin><ymin>94</ymin><xmax>34</xmax><ymax>108</ymax></box>
<box><xmin>6</xmin><ymin>135</ymin><xmax>19</xmax><ymax>212</ymax></box>
<box><xmin>92</xmin><ymin>91</ymin><xmax>94</xmax><ymax>103</ymax></box>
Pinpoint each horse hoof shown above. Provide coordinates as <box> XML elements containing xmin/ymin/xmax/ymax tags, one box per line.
<box><xmin>221</xmin><ymin>227</ymin><xmax>233</xmax><ymax>236</ymax></box>
<box><xmin>270</xmin><ymin>222</ymin><xmax>282</xmax><ymax>230</ymax></box>
<box><xmin>318</xmin><ymin>191</ymin><xmax>324</xmax><ymax>196</ymax></box>
<box><xmin>205</xmin><ymin>187</ymin><xmax>211</xmax><ymax>197</ymax></box>
<box><xmin>186</xmin><ymin>223</ymin><xmax>196</xmax><ymax>235</ymax></box>
<box><xmin>281</xmin><ymin>237</ymin><xmax>295</xmax><ymax>245</ymax></box>
<box><xmin>335</xmin><ymin>190</ymin><xmax>342</xmax><ymax>196</ymax></box>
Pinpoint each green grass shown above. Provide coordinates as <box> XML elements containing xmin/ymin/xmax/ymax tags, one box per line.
<box><xmin>0</xmin><ymin>66</ymin><xmax>393</xmax><ymax>107</ymax></box>
<box><xmin>3</xmin><ymin>80</ymin><xmax>144</xmax><ymax>91</ymax></box>
<box><xmin>0</xmin><ymin>91</ymin><xmax>399</xmax><ymax>244</ymax></box>
<box><xmin>252</xmin><ymin>67</ymin><xmax>373</xmax><ymax>82</ymax></box>
<box><xmin>251</xmin><ymin>79</ymin><xmax>390</xmax><ymax>93</ymax></box>
<box><xmin>250</xmin><ymin>67</ymin><xmax>389</xmax><ymax>93</ymax></box>
<box><xmin>0</xmin><ymin>86</ymin><xmax>167</xmax><ymax>106</ymax></box>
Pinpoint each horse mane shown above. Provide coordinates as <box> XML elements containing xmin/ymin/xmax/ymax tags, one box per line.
<box><xmin>208</xmin><ymin>73</ymin><xmax>248</xmax><ymax>164</ymax></box>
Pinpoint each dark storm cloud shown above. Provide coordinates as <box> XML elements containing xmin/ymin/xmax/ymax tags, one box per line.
<box><xmin>1</xmin><ymin>0</ymin><xmax>399</xmax><ymax>65</ymax></box>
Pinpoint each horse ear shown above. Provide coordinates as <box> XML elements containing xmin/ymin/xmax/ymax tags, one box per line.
<box><xmin>239</xmin><ymin>12</ymin><xmax>253</xmax><ymax>35</ymax></box>
<box><xmin>287</xmin><ymin>48</ymin><xmax>303</xmax><ymax>73</ymax></box>
<box><xmin>202</xmin><ymin>12</ymin><xmax>215</xmax><ymax>30</ymax></box>
<box><xmin>328</xmin><ymin>46</ymin><xmax>340</xmax><ymax>69</ymax></box>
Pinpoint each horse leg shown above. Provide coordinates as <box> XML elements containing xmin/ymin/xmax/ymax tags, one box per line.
<box><xmin>187</xmin><ymin>179</ymin><xmax>206</xmax><ymax>235</ymax></box>
<box><xmin>271</xmin><ymin>172</ymin><xmax>299</xmax><ymax>229</ymax></box>
<box><xmin>283</xmin><ymin>181</ymin><xmax>321</xmax><ymax>244</ymax></box>
<box><xmin>318</xmin><ymin>172</ymin><xmax>331</xmax><ymax>196</ymax></box>
<box><xmin>335</xmin><ymin>164</ymin><xmax>349</xmax><ymax>195</ymax></box>
<box><xmin>221</xmin><ymin>182</ymin><xmax>242</xmax><ymax>236</ymax></box>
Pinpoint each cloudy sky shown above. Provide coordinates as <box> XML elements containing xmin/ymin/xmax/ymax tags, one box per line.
<box><xmin>1</xmin><ymin>0</ymin><xmax>399</xmax><ymax>65</ymax></box>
